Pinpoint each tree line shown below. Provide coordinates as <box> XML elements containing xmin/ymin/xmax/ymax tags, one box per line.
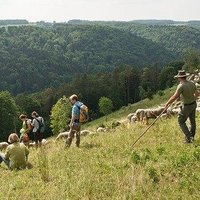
<box><xmin>0</xmin><ymin>20</ymin><xmax>28</xmax><ymax>26</ymax></box>
<box><xmin>68</xmin><ymin>20</ymin><xmax>200</xmax><ymax>55</ymax></box>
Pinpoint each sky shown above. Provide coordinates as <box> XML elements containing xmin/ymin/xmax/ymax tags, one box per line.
<box><xmin>0</xmin><ymin>0</ymin><xmax>199</xmax><ymax>22</ymax></box>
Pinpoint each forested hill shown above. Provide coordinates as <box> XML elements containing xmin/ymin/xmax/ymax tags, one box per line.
<box><xmin>128</xmin><ymin>25</ymin><xmax>200</xmax><ymax>54</ymax></box>
<box><xmin>68</xmin><ymin>19</ymin><xmax>200</xmax><ymax>29</ymax></box>
<box><xmin>0</xmin><ymin>24</ymin><xmax>175</xmax><ymax>94</ymax></box>
<box><xmin>68</xmin><ymin>19</ymin><xmax>200</xmax><ymax>26</ymax></box>
<box><xmin>0</xmin><ymin>19</ymin><xmax>29</xmax><ymax>26</ymax></box>
<box><xmin>68</xmin><ymin>20</ymin><xmax>200</xmax><ymax>55</ymax></box>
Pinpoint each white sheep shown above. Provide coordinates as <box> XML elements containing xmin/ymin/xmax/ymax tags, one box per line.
<box><xmin>96</xmin><ymin>127</ymin><xmax>107</xmax><ymax>133</ymax></box>
<box><xmin>127</xmin><ymin>113</ymin><xmax>135</xmax><ymax>123</ymax></box>
<box><xmin>130</xmin><ymin>115</ymin><xmax>137</xmax><ymax>123</ymax></box>
<box><xmin>56</xmin><ymin>131</ymin><xmax>69</xmax><ymax>140</ymax></box>
<box><xmin>80</xmin><ymin>130</ymin><xmax>91</xmax><ymax>136</ymax></box>
<box><xmin>29</xmin><ymin>139</ymin><xmax>50</xmax><ymax>147</ymax></box>
<box><xmin>171</xmin><ymin>108</ymin><xmax>181</xmax><ymax>115</ymax></box>
<box><xmin>136</xmin><ymin>107</ymin><xmax>166</xmax><ymax>125</ymax></box>
<box><xmin>196</xmin><ymin>107</ymin><xmax>200</xmax><ymax>112</ymax></box>
<box><xmin>160</xmin><ymin>113</ymin><xmax>170</xmax><ymax>119</ymax></box>
<box><xmin>41</xmin><ymin>139</ymin><xmax>49</xmax><ymax>145</ymax></box>
<box><xmin>194</xmin><ymin>75</ymin><xmax>200</xmax><ymax>83</ymax></box>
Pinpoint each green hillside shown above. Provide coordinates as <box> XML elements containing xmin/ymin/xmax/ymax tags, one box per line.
<box><xmin>68</xmin><ymin>19</ymin><xmax>200</xmax><ymax>27</ymax></box>
<box><xmin>129</xmin><ymin>20</ymin><xmax>200</xmax><ymax>29</ymax></box>
<box><xmin>0</xmin><ymin>19</ymin><xmax>29</xmax><ymax>26</ymax></box>
<box><xmin>0</xmin><ymin>24</ymin><xmax>174</xmax><ymax>94</ymax></box>
<box><xmin>1</xmin><ymin>87</ymin><xmax>200</xmax><ymax>199</ymax></box>
<box><xmin>68</xmin><ymin>20</ymin><xmax>200</xmax><ymax>55</ymax></box>
<box><xmin>1</xmin><ymin>20</ymin><xmax>199</xmax><ymax>95</ymax></box>
<box><xmin>129</xmin><ymin>25</ymin><xmax>200</xmax><ymax>54</ymax></box>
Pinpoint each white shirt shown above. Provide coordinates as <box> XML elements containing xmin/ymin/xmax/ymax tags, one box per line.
<box><xmin>32</xmin><ymin>117</ymin><xmax>44</xmax><ymax>133</ymax></box>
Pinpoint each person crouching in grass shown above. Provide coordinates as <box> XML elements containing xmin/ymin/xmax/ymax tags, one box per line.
<box><xmin>0</xmin><ymin>133</ymin><xmax>29</xmax><ymax>170</ymax></box>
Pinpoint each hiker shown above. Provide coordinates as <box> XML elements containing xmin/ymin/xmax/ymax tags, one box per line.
<box><xmin>19</xmin><ymin>114</ymin><xmax>32</xmax><ymax>147</ymax></box>
<box><xmin>65</xmin><ymin>94</ymin><xmax>83</xmax><ymax>147</ymax></box>
<box><xmin>0</xmin><ymin>133</ymin><xmax>29</xmax><ymax>170</ymax></box>
<box><xmin>165</xmin><ymin>70</ymin><xmax>199</xmax><ymax>143</ymax></box>
<box><xmin>31</xmin><ymin>111</ymin><xmax>45</xmax><ymax>148</ymax></box>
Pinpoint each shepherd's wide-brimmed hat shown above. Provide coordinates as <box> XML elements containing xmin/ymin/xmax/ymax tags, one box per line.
<box><xmin>174</xmin><ymin>70</ymin><xmax>190</xmax><ymax>78</ymax></box>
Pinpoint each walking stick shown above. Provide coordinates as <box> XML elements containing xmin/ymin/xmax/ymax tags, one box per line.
<box><xmin>131</xmin><ymin>106</ymin><xmax>170</xmax><ymax>148</ymax></box>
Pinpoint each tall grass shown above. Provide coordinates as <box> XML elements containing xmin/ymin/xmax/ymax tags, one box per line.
<box><xmin>0</xmin><ymin>89</ymin><xmax>200</xmax><ymax>199</ymax></box>
<box><xmin>38</xmin><ymin>148</ymin><xmax>50</xmax><ymax>183</ymax></box>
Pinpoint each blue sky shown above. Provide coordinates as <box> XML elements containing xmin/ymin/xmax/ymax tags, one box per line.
<box><xmin>0</xmin><ymin>0</ymin><xmax>199</xmax><ymax>22</ymax></box>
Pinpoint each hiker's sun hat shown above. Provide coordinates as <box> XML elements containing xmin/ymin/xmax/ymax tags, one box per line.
<box><xmin>174</xmin><ymin>70</ymin><xmax>190</xmax><ymax>78</ymax></box>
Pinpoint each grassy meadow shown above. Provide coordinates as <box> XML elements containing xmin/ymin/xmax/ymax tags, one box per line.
<box><xmin>1</xmin><ymin>87</ymin><xmax>200</xmax><ymax>200</ymax></box>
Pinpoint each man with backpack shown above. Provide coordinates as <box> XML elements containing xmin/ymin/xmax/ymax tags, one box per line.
<box><xmin>31</xmin><ymin>111</ymin><xmax>45</xmax><ymax>148</ymax></box>
<box><xmin>66</xmin><ymin>94</ymin><xmax>88</xmax><ymax>148</ymax></box>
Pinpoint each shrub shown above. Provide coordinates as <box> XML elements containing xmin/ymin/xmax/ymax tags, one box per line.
<box><xmin>156</xmin><ymin>147</ymin><xmax>166</xmax><ymax>155</ymax></box>
<box><xmin>173</xmin><ymin>153</ymin><xmax>191</xmax><ymax>168</ymax></box>
<box><xmin>130</xmin><ymin>151</ymin><xmax>141</xmax><ymax>164</ymax></box>
<box><xmin>0</xmin><ymin>91</ymin><xmax>18</xmax><ymax>141</ymax></box>
<box><xmin>50</xmin><ymin>96</ymin><xmax>71</xmax><ymax>134</ymax></box>
<box><xmin>147</xmin><ymin>167</ymin><xmax>159</xmax><ymax>183</ymax></box>
<box><xmin>157</xmin><ymin>90</ymin><xmax>165</xmax><ymax>96</ymax></box>
<box><xmin>98</xmin><ymin>97</ymin><xmax>113</xmax><ymax>116</ymax></box>
<box><xmin>130</xmin><ymin>148</ymin><xmax>152</xmax><ymax>165</ymax></box>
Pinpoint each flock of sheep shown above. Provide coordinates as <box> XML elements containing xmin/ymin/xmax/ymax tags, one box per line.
<box><xmin>55</xmin><ymin>127</ymin><xmax>106</xmax><ymax>140</ymax></box>
<box><xmin>127</xmin><ymin>104</ymin><xmax>181</xmax><ymax>125</ymax></box>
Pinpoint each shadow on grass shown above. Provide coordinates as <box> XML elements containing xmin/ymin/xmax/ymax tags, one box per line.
<box><xmin>193</xmin><ymin>139</ymin><xmax>200</xmax><ymax>146</ymax></box>
<box><xmin>0</xmin><ymin>165</ymin><xmax>9</xmax><ymax>170</ymax></box>
<box><xmin>0</xmin><ymin>162</ymin><xmax>33</xmax><ymax>171</ymax></box>
<box><xmin>26</xmin><ymin>162</ymin><xmax>33</xmax><ymax>169</ymax></box>
<box><xmin>81</xmin><ymin>142</ymin><xmax>102</xmax><ymax>149</ymax></box>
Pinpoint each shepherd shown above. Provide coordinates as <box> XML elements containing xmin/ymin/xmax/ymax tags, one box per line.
<box><xmin>165</xmin><ymin>70</ymin><xmax>199</xmax><ymax>143</ymax></box>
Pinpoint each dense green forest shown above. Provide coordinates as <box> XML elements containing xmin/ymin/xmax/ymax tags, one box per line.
<box><xmin>0</xmin><ymin>24</ymin><xmax>176</xmax><ymax>94</ymax></box>
<box><xmin>1</xmin><ymin>21</ymin><xmax>200</xmax><ymax>94</ymax></box>
<box><xmin>128</xmin><ymin>25</ymin><xmax>200</xmax><ymax>54</ymax></box>
<box><xmin>68</xmin><ymin>20</ymin><xmax>200</xmax><ymax>55</ymax></box>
